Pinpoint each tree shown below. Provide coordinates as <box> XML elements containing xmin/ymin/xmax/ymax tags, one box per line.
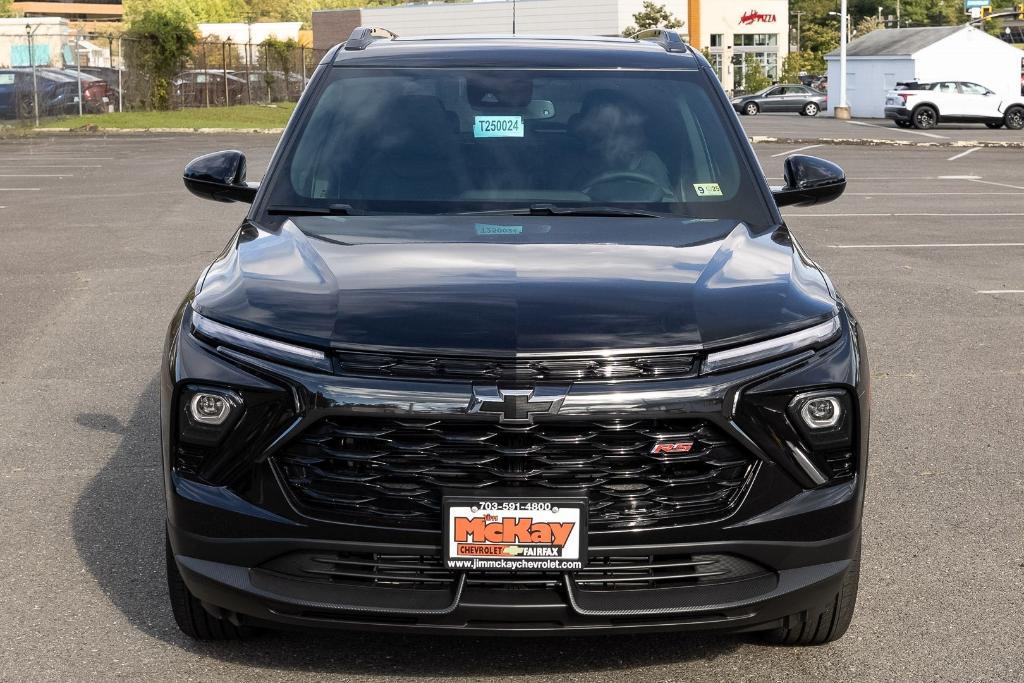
<box><xmin>621</xmin><ymin>1</ymin><xmax>683</xmax><ymax>37</ymax></box>
<box><xmin>0</xmin><ymin>0</ymin><xmax>12</xmax><ymax>18</ymax></box>
<box><xmin>124</xmin><ymin>7</ymin><xmax>198</xmax><ymax>109</ymax></box>
<box><xmin>853</xmin><ymin>15</ymin><xmax>884</xmax><ymax>38</ymax></box>
<box><xmin>741</xmin><ymin>54</ymin><xmax>772</xmax><ymax>93</ymax></box>
<box><xmin>780</xmin><ymin>52</ymin><xmax>802</xmax><ymax>85</ymax></box>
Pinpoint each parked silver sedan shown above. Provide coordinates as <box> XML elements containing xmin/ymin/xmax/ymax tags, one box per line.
<box><xmin>731</xmin><ymin>84</ymin><xmax>827</xmax><ymax>116</ymax></box>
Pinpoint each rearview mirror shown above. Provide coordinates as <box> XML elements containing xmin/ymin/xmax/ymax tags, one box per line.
<box><xmin>183</xmin><ymin>150</ymin><xmax>258</xmax><ymax>203</ymax></box>
<box><xmin>771</xmin><ymin>155</ymin><xmax>846</xmax><ymax>208</ymax></box>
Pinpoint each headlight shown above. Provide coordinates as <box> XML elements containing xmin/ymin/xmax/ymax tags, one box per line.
<box><xmin>191</xmin><ymin>309</ymin><xmax>332</xmax><ymax>372</ymax></box>
<box><xmin>703</xmin><ymin>316</ymin><xmax>840</xmax><ymax>374</ymax></box>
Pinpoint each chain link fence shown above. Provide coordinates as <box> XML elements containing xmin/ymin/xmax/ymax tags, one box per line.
<box><xmin>1</xmin><ymin>30</ymin><xmax>326</xmax><ymax>125</ymax></box>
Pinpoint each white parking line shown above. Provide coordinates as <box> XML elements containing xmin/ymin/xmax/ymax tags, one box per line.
<box><xmin>844</xmin><ymin>192</ymin><xmax>1018</xmax><ymax>195</ymax></box>
<box><xmin>0</xmin><ymin>174</ymin><xmax>72</xmax><ymax>178</ymax></box>
<box><xmin>0</xmin><ymin>188</ymin><xmax>40</xmax><ymax>191</ymax></box>
<box><xmin>770</xmin><ymin>144</ymin><xmax>822</xmax><ymax>158</ymax></box>
<box><xmin>977</xmin><ymin>290</ymin><xmax>1024</xmax><ymax>294</ymax></box>
<box><xmin>0</xmin><ymin>156</ymin><xmax>114</xmax><ymax>159</ymax></box>
<box><xmin>947</xmin><ymin>148</ymin><xmax>980</xmax><ymax>161</ymax></box>
<box><xmin>0</xmin><ymin>164</ymin><xmax>102</xmax><ymax>168</ymax></box>
<box><xmin>967</xmin><ymin>178</ymin><xmax>1024</xmax><ymax>191</ymax></box>
<box><xmin>844</xmin><ymin>119</ymin><xmax>948</xmax><ymax>139</ymax></box>
<box><xmin>830</xmin><ymin>242</ymin><xmax>1024</xmax><ymax>249</ymax></box>
<box><xmin>787</xmin><ymin>213</ymin><xmax>1024</xmax><ymax>217</ymax></box>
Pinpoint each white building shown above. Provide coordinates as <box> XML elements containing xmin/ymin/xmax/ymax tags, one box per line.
<box><xmin>198</xmin><ymin>22</ymin><xmax>304</xmax><ymax>45</ymax></box>
<box><xmin>689</xmin><ymin>0</ymin><xmax>790</xmax><ymax>94</ymax></box>
<box><xmin>313</xmin><ymin>0</ymin><xmax>789</xmax><ymax>92</ymax></box>
<box><xmin>0</xmin><ymin>17</ymin><xmax>70</xmax><ymax>68</ymax></box>
<box><xmin>825</xmin><ymin>25</ymin><xmax>1024</xmax><ymax>118</ymax></box>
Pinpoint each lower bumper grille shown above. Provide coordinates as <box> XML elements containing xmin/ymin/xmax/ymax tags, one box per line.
<box><xmin>261</xmin><ymin>551</ymin><xmax>768</xmax><ymax>591</ymax></box>
<box><xmin>274</xmin><ymin>416</ymin><xmax>757</xmax><ymax>530</ymax></box>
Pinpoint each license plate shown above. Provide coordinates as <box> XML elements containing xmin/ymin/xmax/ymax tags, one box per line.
<box><xmin>443</xmin><ymin>496</ymin><xmax>587</xmax><ymax>571</ymax></box>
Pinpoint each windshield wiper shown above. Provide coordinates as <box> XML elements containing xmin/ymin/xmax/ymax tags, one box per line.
<box><xmin>453</xmin><ymin>204</ymin><xmax>666</xmax><ymax>218</ymax></box>
<box><xmin>267</xmin><ymin>203</ymin><xmax>356</xmax><ymax>216</ymax></box>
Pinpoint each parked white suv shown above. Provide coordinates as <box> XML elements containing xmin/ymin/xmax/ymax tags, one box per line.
<box><xmin>884</xmin><ymin>81</ymin><xmax>1024</xmax><ymax>130</ymax></box>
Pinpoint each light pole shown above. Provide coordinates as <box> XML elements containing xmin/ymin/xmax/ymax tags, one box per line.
<box><xmin>794</xmin><ymin>11</ymin><xmax>803</xmax><ymax>51</ymax></box>
<box><xmin>74</xmin><ymin>32</ymin><xmax>83</xmax><ymax>116</ymax></box>
<box><xmin>831</xmin><ymin>1</ymin><xmax>850</xmax><ymax>119</ymax></box>
<box><xmin>26</xmin><ymin>24</ymin><xmax>40</xmax><ymax>126</ymax></box>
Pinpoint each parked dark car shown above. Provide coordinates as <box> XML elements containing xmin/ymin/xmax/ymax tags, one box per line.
<box><xmin>49</xmin><ymin>69</ymin><xmax>113</xmax><ymax>112</ymax></box>
<box><xmin>0</xmin><ymin>67</ymin><xmax>95</xmax><ymax>119</ymax></box>
<box><xmin>732</xmin><ymin>84</ymin><xmax>828</xmax><ymax>116</ymax></box>
<box><xmin>173</xmin><ymin>69</ymin><xmax>246</xmax><ymax>107</ymax></box>
<box><xmin>165</xmin><ymin>28</ymin><xmax>867</xmax><ymax>644</ymax></box>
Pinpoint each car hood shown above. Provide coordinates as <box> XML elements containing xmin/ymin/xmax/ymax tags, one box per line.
<box><xmin>193</xmin><ymin>216</ymin><xmax>837</xmax><ymax>354</ymax></box>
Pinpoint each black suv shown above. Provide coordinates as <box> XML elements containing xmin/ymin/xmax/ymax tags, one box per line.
<box><xmin>164</xmin><ymin>28</ymin><xmax>868</xmax><ymax>644</ymax></box>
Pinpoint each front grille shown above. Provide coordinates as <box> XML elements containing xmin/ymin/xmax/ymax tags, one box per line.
<box><xmin>334</xmin><ymin>350</ymin><xmax>698</xmax><ymax>382</ymax></box>
<box><xmin>260</xmin><ymin>550</ymin><xmax>767</xmax><ymax>591</ymax></box>
<box><xmin>274</xmin><ymin>417</ymin><xmax>757</xmax><ymax>530</ymax></box>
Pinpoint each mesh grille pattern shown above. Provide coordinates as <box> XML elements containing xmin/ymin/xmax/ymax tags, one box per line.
<box><xmin>274</xmin><ymin>417</ymin><xmax>756</xmax><ymax>530</ymax></box>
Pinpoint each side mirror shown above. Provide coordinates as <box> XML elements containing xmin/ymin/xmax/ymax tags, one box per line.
<box><xmin>771</xmin><ymin>155</ymin><xmax>846</xmax><ymax>208</ymax></box>
<box><xmin>183</xmin><ymin>150</ymin><xmax>258</xmax><ymax>203</ymax></box>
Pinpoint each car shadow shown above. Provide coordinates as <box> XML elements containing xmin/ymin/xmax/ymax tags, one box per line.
<box><xmin>72</xmin><ymin>376</ymin><xmax>747</xmax><ymax>676</ymax></box>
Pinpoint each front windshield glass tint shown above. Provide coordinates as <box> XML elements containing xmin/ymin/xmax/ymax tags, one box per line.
<box><xmin>266</xmin><ymin>67</ymin><xmax>772</xmax><ymax>226</ymax></box>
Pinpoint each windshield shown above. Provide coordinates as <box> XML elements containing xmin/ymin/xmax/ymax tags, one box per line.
<box><xmin>262</xmin><ymin>67</ymin><xmax>772</xmax><ymax>226</ymax></box>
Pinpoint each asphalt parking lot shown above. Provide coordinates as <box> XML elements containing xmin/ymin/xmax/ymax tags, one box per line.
<box><xmin>0</xmin><ymin>131</ymin><xmax>1022</xmax><ymax>682</ymax></box>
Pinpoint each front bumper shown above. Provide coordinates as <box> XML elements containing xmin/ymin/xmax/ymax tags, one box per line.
<box><xmin>171</xmin><ymin>518</ymin><xmax>858</xmax><ymax>635</ymax></box>
<box><xmin>161</xmin><ymin>303</ymin><xmax>870</xmax><ymax>635</ymax></box>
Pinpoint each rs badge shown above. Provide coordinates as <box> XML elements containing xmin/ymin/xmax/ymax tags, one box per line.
<box><xmin>651</xmin><ymin>441</ymin><xmax>694</xmax><ymax>455</ymax></box>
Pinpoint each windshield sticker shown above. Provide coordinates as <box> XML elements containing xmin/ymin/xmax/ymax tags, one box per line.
<box><xmin>476</xmin><ymin>224</ymin><xmax>523</xmax><ymax>235</ymax></box>
<box><xmin>474</xmin><ymin>115</ymin><xmax>524</xmax><ymax>139</ymax></box>
<box><xmin>693</xmin><ymin>183</ymin><xmax>723</xmax><ymax>197</ymax></box>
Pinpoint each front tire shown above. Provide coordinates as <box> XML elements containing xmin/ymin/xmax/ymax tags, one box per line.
<box><xmin>166</xmin><ymin>534</ymin><xmax>254</xmax><ymax>640</ymax></box>
<box><xmin>744</xmin><ymin>102</ymin><xmax>760</xmax><ymax>116</ymax></box>
<box><xmin>912</xmin><ymin>105</ymin><xmax>938</xmax><ymax>129</ymax></box>
<box><xmin>1004</xmin><ymin>106</ymin><xmax>1024</xmax><ymax>130</ymax></box>
<box><xmin>803</xmin><ymin>102</ymin><xmax>820</xmax><ymax>117</ymax></box>
<box><xmin>759</xmin><ymin>539</ymin><xmax>861</xmax><ymax>646</ymax></box>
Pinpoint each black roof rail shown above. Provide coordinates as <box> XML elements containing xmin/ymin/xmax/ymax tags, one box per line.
<box><xmin>344</xmin><ymin>26</ymin><xmax>399</xmax><ymax>51</ymax></box>
<box><xmin>629</xmin><ymin>28</ymin><xmax>690</xmax><ymax>53</ymax></box>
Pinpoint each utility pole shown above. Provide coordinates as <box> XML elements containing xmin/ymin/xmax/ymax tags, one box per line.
<box><xmin>897</xmin><ymin>0</ymin><xmax>901</xmax><ymax>28</ymax></box>
<box><xmin>794</xmin><ymin>11</ymin><xmax>803</xmax><ymax>51</ymax></box>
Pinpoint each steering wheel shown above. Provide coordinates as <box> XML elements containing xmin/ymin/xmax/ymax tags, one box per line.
<box><xmin>580</xmin><ymin>171</ymin><xmax>671</xmax><ymax>202</ymax></box>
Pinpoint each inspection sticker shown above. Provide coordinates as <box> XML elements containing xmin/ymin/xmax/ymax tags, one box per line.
<box><xmin>693</xmin><ymin>183</ymin><xmax>723</xmax><ymax>197</ymax></box>
<box><xmin>474</xmin><ymin>115</ymin><xmax>524</xmax><ymax>138</ymax></box>
<box><xmin>476</xmin><ymin>224</ymin><xmax>524</xmax><ymax>235</ymax></box>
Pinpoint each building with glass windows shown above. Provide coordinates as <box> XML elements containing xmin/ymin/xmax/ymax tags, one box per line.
<box><xmin>11</xmin><ymin>0</ymin><xmax>122</xmax><ymax>22</ymax></box>
<box><xmin>687</xmin><ymin>0</ymin><xmax>790</xmax><ymax>93</ymax></box>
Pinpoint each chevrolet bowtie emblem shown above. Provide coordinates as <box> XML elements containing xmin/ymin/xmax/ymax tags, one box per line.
<box><xmin>468</xmin><ymin>386</ymin><xmax>569</xmax><ymax>424</ymax></box>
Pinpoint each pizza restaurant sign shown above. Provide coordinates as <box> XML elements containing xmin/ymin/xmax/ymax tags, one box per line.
<box><xmin>740</xmin><ymin>10</ymin><xmax>778</xmax><ymax>25</ymax></box>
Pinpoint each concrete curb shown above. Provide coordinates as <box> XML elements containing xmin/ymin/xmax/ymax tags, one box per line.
<box><xmin>23</xmin><ymin>127</ymin><xmax>286</xmax><ymax>135</ymax></box>
<box><xmin>747</xmin><ymin>135</ymin><xmax>1024</xmax><ymax>149</ymax></box>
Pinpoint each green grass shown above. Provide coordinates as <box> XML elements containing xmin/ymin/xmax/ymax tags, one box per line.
<box><xmin>38</xmin><ymin>103</ymin><xmax>296</xmax><ymax>130</ymax></box>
